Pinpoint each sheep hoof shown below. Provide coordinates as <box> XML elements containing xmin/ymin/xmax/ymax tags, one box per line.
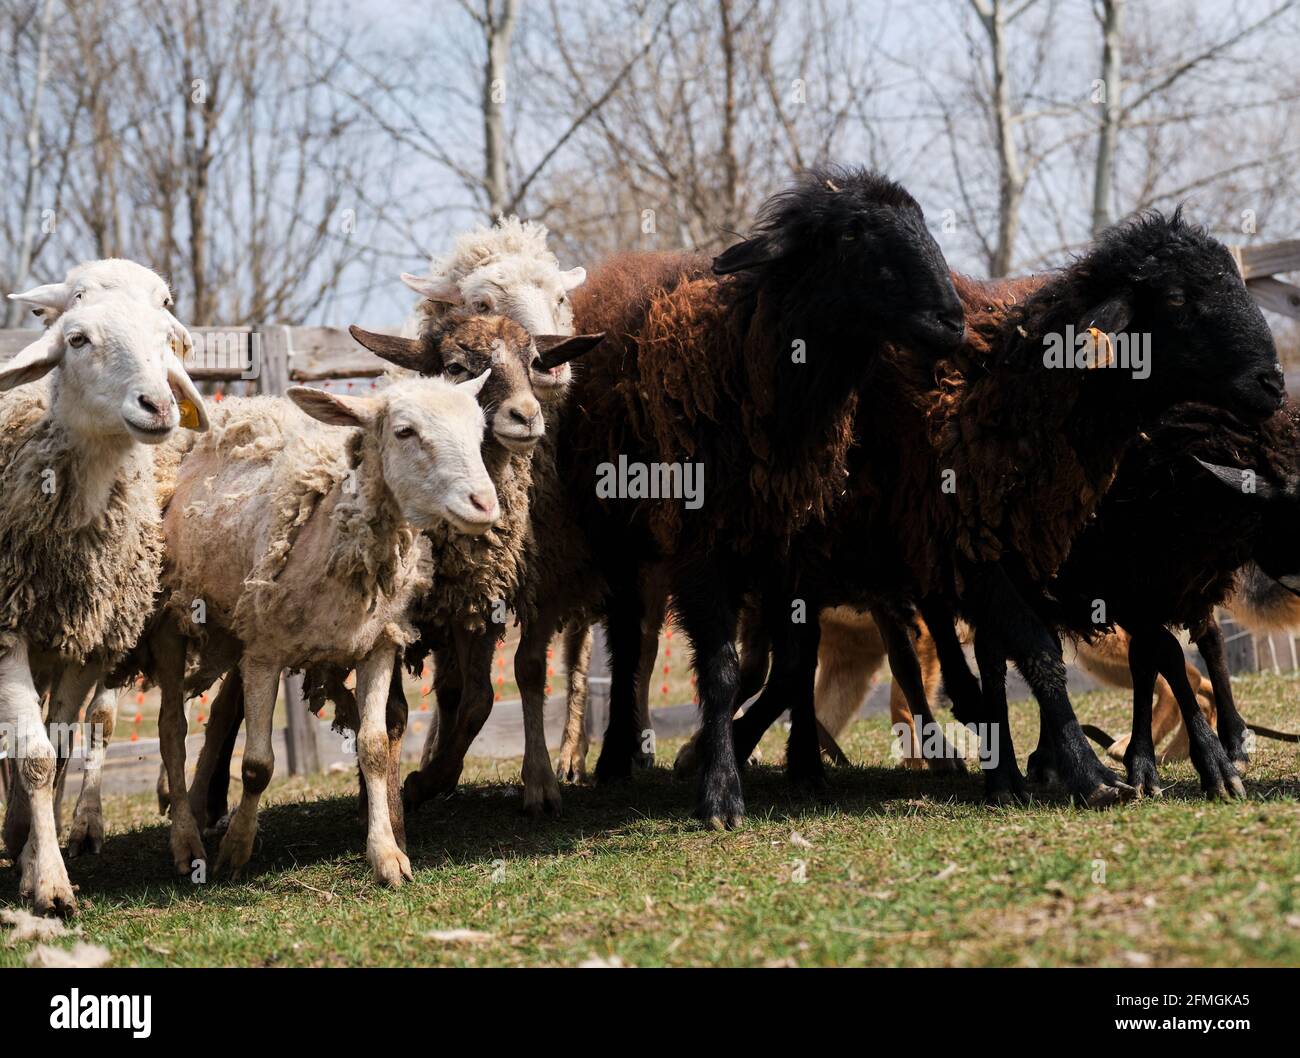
<box><xmin>1083</xmin><ymin>781</ymin><xmax>1136</xmax><ymax>808</ymax></box>
<box><xmin>924</xmin><ymin>754</ymin><xmax>967</xmax><ymax>775</ymax></box>
<box><xmin>19</xmin><ymin>843</ymin><xmax>78</xmax><ymax>918</ymax></box>
<box><xmin>1124</xmin><ymin>764</ymin><xmax>1163</xmax><ymax>799</ymax></box>
<box><xmin>369</xmin><ymin>841</ymin><xmax>413</xmax><ymax>888</ymax></box>
<box><xmin>66</xmin><ymin>813</ymin><xmax>104</xmax><ymax>858</ymax></box>
<box><xmin>672</xmin><ymin>740</ymin><xmax>700</xmax><ymax>778</ymax></box>
<box><xmin>521</xmin><ymin>779</ymin><xmax>563</xmax><ymax>818</ymax></box>
<box><xmin>1025</xmin><ymin>748</ymin><xmax>1059</xmax><ymax>786</ymax></box>
<box><xmin>554</xmin><ymin>743</ymin><xmax>588</xmax><ymax>784</ymax></box>
<box><xmin>1196</xmin><ymin>742</ymin><xmax>1247</xmax><ymax>801</ymax></box>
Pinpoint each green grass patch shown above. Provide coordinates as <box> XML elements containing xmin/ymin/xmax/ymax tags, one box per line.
<box><xmin>3</xmin><ymin>674</ymin><xmax>1297</xmax><ymax>967</ymax></box>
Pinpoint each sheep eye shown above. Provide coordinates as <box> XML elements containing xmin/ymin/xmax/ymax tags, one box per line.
<box><xmin>164</xmin><ymin>296</ymin><xmax>174</xmax><ymax>309</ymax></box>
<box><xmin>394</xmin><ymin>425</ymin><xmax>416</xmax><ymax>439</ymax></box>
<box><xmin>474</xmin><ymin>299</ymin><xmax>491</xmax><ymax>313</ymax></box>
<box><xmin>444</xmin><ymin>362</ymin><xmax>467</xmax><ymax>377</ymax></box>
<box><xmin>1167</xmin><ymin>292</ymin><xmax>1186</xmax><ymax>307</ymax></box>
<box><xmin>66</xmin><ymin>332</ymin><xmax>89</xmax><ymax>348</ymax></box>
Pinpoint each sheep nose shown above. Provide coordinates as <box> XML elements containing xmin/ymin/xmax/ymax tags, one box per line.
<box><xmin>934</xmin><ymin>311</ymin><xmax>965</xmax><ymax>336</ymax></box>
<box><xmin>1258</xmin><ymin>368</ymin><xmax>1285</xmax><ymax>398</ymax></box>
<box><xmin>469</xmin><ymin>491</ymin><xmax>494</xmax><ymax>514</ymax></box>
<box><xmin>137</xmin><ymin>393</ymin><xmax>167</xmax><ymax>416</ymax></box>
<box><xmin>508</xmin><ymin>397</ymin><xmax>540</xmax><ymax>426</ymax></box>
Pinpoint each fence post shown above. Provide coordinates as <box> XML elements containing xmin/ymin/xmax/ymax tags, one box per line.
<box><xmin>257</xmin><ymin>324</ymin><xmax>321</xmax><ymax>776</ymax></box>
<box><xmin>586</xmin><ymin>623</ymin><xmax>611</xmax><ymax>740</ymax></box>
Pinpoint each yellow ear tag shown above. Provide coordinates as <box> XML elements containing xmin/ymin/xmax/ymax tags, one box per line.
<box><xmin>178</xmin><ymin>399</ymin><xmax>202</xmax><ymax>430</ymax></box>
<box><xmin>1086</xmin><ymin>326</ymin><xmax>1115</xmax><ymax>368</ymax></box>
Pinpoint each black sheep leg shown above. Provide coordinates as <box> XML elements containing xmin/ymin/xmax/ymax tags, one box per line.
<box><xmin>730</xmin><ymin>590</ymin><xmax>804</xmax><ymax>766</ymax></box>
<box><xmin>972</xmin><ymin>627</ymin><xmax>1026</xmax><ymax>804</ymax></box>
<box><xmin>876</xmin><ymin>608</ymin><xmax>964</xmax><ymax>773</ymax></box>
<box><xmin>1148</xmin><ymin>624</ymin><xmax>1245</xmax><ymax>799</ymax></box>
<box><xmin>673</xmin><ymin>562</ymin><xmax>745</xmax><ymax>829</ymax></box>
<box><xmin>968</xmin><ymin>564</ymin><xmax>1132</xmax><ymax>806</ymax></box>
<box><xmin>777</xmin><ymin>612</ymin><xmax>824</xmax><ymax>789</ymax></box>
<box><xmin>918</xmin><ymin>597</ymin><xmax>983</xmax><ymax>725</ymax></box>
<box><xmin>1196</xmin><ymin>618</ymin><xmax>1249</xmax><ymax>768</ymax></box>
<box><xmin>594</xmin><ymin>570</ymin><xmax>648</xmax><ymax>783</ymax></box>
<box><xmin>1123</xmin><ymin>629</ymin><xmax>1162</xmax><ymax>796</ymax></box>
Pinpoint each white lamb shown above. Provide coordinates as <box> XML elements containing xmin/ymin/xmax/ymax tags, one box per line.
<box><xmin>152</xmin><ymin>373</ymin><xmax>497</xmax><ymax>885</ymax></box>
<box><xmin>401</xmin><ymin>215</ymin><xmax>586</xmax><ymax>390</ymax></box>
<box><xmin>0</xmin><ymin>281</ymin><xmax>207</xmax><ymax>915</ymax></box>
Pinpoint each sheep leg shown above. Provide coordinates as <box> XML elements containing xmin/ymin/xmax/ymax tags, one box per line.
<box><xmin>6</xmin><ymin>662</ymin><xmax>97</xmax><ymax>854</ymax></box>
<box><xmin>188</xmin><ymin>674</ymin><xmax>244</xmax><ymax>831</ymax></box>
<box><xmin>631</xmin><ymin>572</ymin><xmax>670</xmax><ymax>769</ymax></box>
<box><xmin>417</xmin><ymin>645</ymin><xmax>461</xmax><ymax>771</ymax></box>
<box><xmin>972</xmin><ymin>627</ymin><xmax>1027</xmax><ymax>805</ymax></box>
<box><xmin>594</xmin><ymin>573</ymin><xmax>648</xmax><ymax>784</ymax></box>
<box><xmin>918</xmin><ymin>599</ymin><xmax>983</xmax><ymax>725</ymax></box>
<box><xmin>887</xmin><ymin>624</ymin><xmax>945</xmax><ymax>770</ymax></box>
<box><xmin>1146</xmin><ymin>625</ymin><xmax>1244</xmax><ymax>799</ymax></box>
<box><xmin>214</xmin><ymin>659</ymin><xmax>279</xmax><ymax>878</ymax></box>
<box><xmin>67</xmin><ymin>681</ymin><xmax>117</xmax><ymax>857</ymax></box>
<box><xmin>384</xmin><ymin>664</ymin><xmax>409</xmax><ymax>851</ymax></box>
<box><xmin>970</xmin><ymin>564</ymin><xmax>1132</xmax><ymax>807</ymax></box>
<box><xmin>876</xmin><ymin>610</ymin><xmax>964</xmax><ymax>773</ymax></box>
<box><xmin>355</xmin><ymin>645</ymin><xmax>413</xmax><ymax>887</ymax></box>
<box><xmin>554</xmin><ymin>621</ymin><xmax>592</xmax><ymax>783</ymax></box>
<box><xmin>1122</xmin><ymin>631</ymin><xmax>1163</xmax><ymax>797</ymax></box>
<box><xmin>153</xmin><ymin>621</ymin><xmax>207</xmax><ymax>876</ymax></box>
<box><xmin>676</xmin><ymin>601</ymin><xmax>775</xmax><ymax>776</ymax></box>
<box><xmin>736</xmin><ymin>600</ymin><xmax>772</xmax><ymax>705</ymax></box>
<box><xmin>518</xmin><ymin>601</ymin><xmax>565</xmax><ymax>815</ymax></box>
<box><xmin>673</xmin><ymin>563</ymin><xmax>745</xmax><ymax>829</ymax></box>
<box><xmin>1</xmin><ymin>639</ymin><xmax>76</xmax><ymax>916</ymax></box>
<box><xmin>403</xmin><ymin>631</ymin><xmax>494</xmax><ymax>808</ymax></box>
<box><xmin>1196</xmin><ymin>618</ymin><xmax>1248</xmax><ymax>768</ymax></box>
<box><xmin>779</xmin><ymin>613</ymin><xmax>825</xmax><ymax>790</ymax></box>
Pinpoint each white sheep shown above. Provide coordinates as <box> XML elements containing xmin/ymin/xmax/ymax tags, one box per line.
<box><xmin>152</xmin><ymin>373</ymin><xmax>496</xmax><ymax>885</ymax></box>
<box><xmin>401</xmin><ymin>215</ymin><xmax>587</xmax><ymax>390</ymax></box>
<box><xmin>6</xmin><ymin>259</ymin><xmax>204</xmax><ymax>860</ymax></box>
<box><xmin>0</xmin><ymin>284</ymin><xmax>207</xmax><ymax>915</ymax></box>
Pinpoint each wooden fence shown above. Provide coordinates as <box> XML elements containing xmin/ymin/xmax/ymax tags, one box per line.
<box><xmin>1</xmin><ymin>236</ymin><xmax>1297</xmax><ymax>772</ymax></box>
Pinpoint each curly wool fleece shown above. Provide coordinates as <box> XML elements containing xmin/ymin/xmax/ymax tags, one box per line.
<box><xmin>0</xmin><ymin>386</ymin><xmax>163</xmax><ymax>664</ymax></box>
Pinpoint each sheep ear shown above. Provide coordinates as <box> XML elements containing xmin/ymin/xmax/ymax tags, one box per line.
<box><xmin>165</xmin><ymin>348</ymin><xmax>209</xmax><ymax>432</ymax></box>
<box><xmin>400</xmin><ymin>273</ymin><xmax>463</xmax><ymax>306</ymax></box>
<box><xmin>349</xmin><ymin>325</ymin><xmax>429</xmax><ymax>372</ymax></box>
<box><xmin>1079</xmin><ymin>294</ymin><xmax>1132</xmax><ymax>336</ymax></box>
<box><xmin>535</xmin><ymin>332</ymin><xmax>605</xmax><ymax>370</ymax></box>
<box><xmin>1193</xmin><ymin>457</ymin><xmax>1277</xmax><ymax>500</ymax></box>
<box><xmin>0</xmin><ymin>328</ymin><xmax>65</xmax><ymax>392</ymax></box>
<box><xmin>7</xmin><ymin>281</ymin><xmax>69</xmax><ymax>311</ymax></box>
<box><xmin>559</xmin><ymin>266</ymin><xmax>587</xmax><ymax>292</ymax></box>
<box><xmin>712</xmin><ymin>234</ymin><xmax>783</xmax><ymax>276</ymax></box>
<box><xmin>458</xmin><ymin>368</ymin><xmax>491</xmax><ymax>398</ymax></box>
<box><xmin>288</xmin><ymin>385</ymin><xmax>379</xmax><ymax>428</ymax></box>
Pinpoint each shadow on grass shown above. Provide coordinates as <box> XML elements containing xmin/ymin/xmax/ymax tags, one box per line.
<box><xmin>4</xmin><ymin>753</ymin><xmax>1297</xmax><ymax>910</ymax></box>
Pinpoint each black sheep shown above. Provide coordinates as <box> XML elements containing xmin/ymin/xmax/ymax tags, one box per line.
<box><xmin>566</xmin><ymin>166</ymin><xmax>965</xmax><ymax>827</ymax></box>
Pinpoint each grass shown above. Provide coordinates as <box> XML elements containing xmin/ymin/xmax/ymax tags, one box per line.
<box><xmin>2</xmin><ymin>673</ymin><xmax>1297</xmax><ymax>967</ymax></box>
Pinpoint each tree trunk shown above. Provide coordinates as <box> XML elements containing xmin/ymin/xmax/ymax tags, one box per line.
<box><xmin>6</xmin><ymin>0</ymin><xmax>56</xmax><ymax>326</ymax></box>
<box><xmin>482</xmin><ymin>0</ymin><xmax>519</xmax><ymax>218</ymax></box>
<box><xmin>981</xmin><ymin>0</ymin><xmax>1024</xmax><ymax>277</ymax></box>
<box><xmin>1091</xmin><ymin>0</ymin><xmax>1125</xmax><ymax>235</ymax></box>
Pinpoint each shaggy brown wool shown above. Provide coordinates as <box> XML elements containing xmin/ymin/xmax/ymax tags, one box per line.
<box><xmin>569</xmin><ymin>251</ymin><xmax>858</xmax><ymax>556</ymax></box>
<box><xmin>0</xmin><ymin>386</ymin><xmax>163</xmax><ymax>665</ymax></box>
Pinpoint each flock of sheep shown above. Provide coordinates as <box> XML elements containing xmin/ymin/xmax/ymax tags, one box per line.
<box><xmin>1</xmin><ymin>165</ymin><xmax>1297</xmax><ymax>920</ymax></box>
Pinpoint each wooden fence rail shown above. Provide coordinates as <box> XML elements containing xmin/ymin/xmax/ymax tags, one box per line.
<box><xmin>2</xmin><ymin>235</ymin><xmax>1298</xmax><ymax>772</ymax></box>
